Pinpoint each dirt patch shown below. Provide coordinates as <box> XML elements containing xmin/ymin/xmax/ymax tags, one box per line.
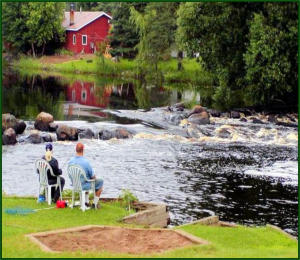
<box><xmin>40</xmin><ymin>54</ymin><xmax>95</xmax><ymax>64</ymax></box>
<box><xmin>33</xmin><ymin>226</ymin><xmax>205</xmax><ymax>255</ymax></box>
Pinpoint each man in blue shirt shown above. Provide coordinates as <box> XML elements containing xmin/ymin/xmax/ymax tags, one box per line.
<box><xmin>69</xmin><ymin>142</ymin><xmax>103</xmax><ymax>209</ymax></box>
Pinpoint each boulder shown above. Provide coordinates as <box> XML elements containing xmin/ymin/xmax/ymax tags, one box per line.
<box><xmin>34</xmin><ymin>112</ymin><xmax>54</xmax><ymax>131</ymax></box>
<box><xmin>56</xmin><ymin>125</ymin><xmax>78</xmax><ymax>141</ymax></box>
<box><xmin>2</xmin><ymin>128</ymin><xmax>17</xmax><ymax>145</ymax></box>
<box><xmin>27</xmin><ymin>130</ymin><xmax>43</xmax><ymax>144</ymax></box>
<box><xmin>2</xmin><ymin>114</ymin><xmax>26</xmax><ymax>134</ymax></box>
<box><xmin>240</xmin><ymin>118</ymin><xmax>247</xmax><ymax>122</ymax></box>
<box><xmin>188</xmin><ymin>105</ymin><xmax>206</xmax><ymax>117</ymax></box>
<box><xmin>207</xmin><ymin>109</ymin><xmax>221</xmax><ymax>117</ymax></box>
<box><xmin>187</xmin><ymin>111</ymin><xmax>210</xmax><ymax>125</ymax></box>
<box><xmin>49</xmin><ymin>122</ymin><xmax>59</xmax><ymax>132</ymax></box>
<box><xmin>41</xmin><ymin>132</ymin><xmax>53</xmax><ymax>143</ymax></box>
<box><xmin>173</xmin><ymin>102</ymin><xmax>185</xmax><ymax>111</ymax></box>
<box><xmin>78</xmin><ymin>128</ymin><xmax>95</xmax><ymax>139</ymax></box>
<box><xmin>231</xmin><ymin>111</ymin><xmax>240</xmax><ymax>119</ymax></box>
<box><xmin>98</xmin><ymin>128</ymin><xmax>133</xmax><ymax>140</ymax></box>
<box><xmin>166</xmin><ymin>112</ymin><xmax>188</xmax><ymax>125</ymax></box>
<box><xmin>220</xmin><ymin>112</ymin><xmax>231</xmax><ymax>118</ymax></box>
<box><xmin>115</xmin><ymin>128</ymin><xmax>132</xmax><ymax>139</ymax></box>
<box><xmin>98</xmin><ymin>129</ymin><xmax>115</xmax><ymax>140</ymax></box>
<box><xmin>2</xmin><ymin>113</ymin><xmax>17</xmax><ymax>130</ymax></box>
<box><xmin>14</xmin><ymin>120</ymin><xmax>26</xmax><ymax>135</ymax></box>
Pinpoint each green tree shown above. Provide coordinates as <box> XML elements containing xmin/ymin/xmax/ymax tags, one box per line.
<box><xmin>176</xmin><ymin>2</ymin><xmax>297</xmax><ymax>109</ymax></box>
<box><xmin>244</xmin><ymin>3</ymin><xmax>298</xmax><ymax>107</ymax></box>
<box><xmin>109</xmin><ymin>2</ymin><xmax>147</xmax><ymax>58</ymax></box>
<box><xmin>176</xmin><ymin>2</ymin><xmax>262</xmax><ymax>109</ymax></box>
<box><xmin>130</xmin><ymin>2</ymin><xmax>179</xmax><ymax>72</ymax></box>
<box><xmin>2</xmin><ymin>2</ymin><xmax>30</xmax><ymax>54</ymax></box>
<box><xmin>2</xmin><ymin>2</ymin><xmax>65</xmax><ymax>56</ymax></box>
<box><xmin>22</xmin><ymin>2</ymin><xmax>65</xmax><ymax>57</ymax></box>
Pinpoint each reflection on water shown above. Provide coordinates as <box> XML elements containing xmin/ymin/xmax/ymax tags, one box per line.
<box><xmin>3</xmin><ymin>72</ymin><xmax>199</xmax><ymax>121</ymax></box>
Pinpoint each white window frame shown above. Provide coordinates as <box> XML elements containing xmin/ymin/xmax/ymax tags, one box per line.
<box><xmin>81</xmin><ymin>90</ymin><xmax>87</xmax><ymax>102</ymax></box>
<box><xmin>82</xmin><ymin>35</ymin><xmax>87</xmax><ymax>46</ymax></box>
<box><xmin>72</xmin><ymin>35</ymin><xmax>76</xmax><ymax>45</ymax></box>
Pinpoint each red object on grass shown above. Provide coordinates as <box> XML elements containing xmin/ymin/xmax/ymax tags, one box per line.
<box><xmin>56</xmin><ymin>200</ymin><xmax>67</xmax><ymax>208</ymax></box>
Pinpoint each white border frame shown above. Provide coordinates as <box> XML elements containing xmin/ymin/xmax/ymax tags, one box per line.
<box><xmin>82</xmin><ymin>35</ymin><xmax>87</xmax><ymax>46</ymax></box>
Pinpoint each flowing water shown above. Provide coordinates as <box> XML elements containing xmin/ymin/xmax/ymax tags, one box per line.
<box><xmin>2</xmin><ymin>72</ymin><xmax>298</xmax><ymax>237</ymax></box>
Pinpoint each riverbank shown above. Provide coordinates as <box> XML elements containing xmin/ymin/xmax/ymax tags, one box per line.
<box><xmin>12</xmin><ymin>55</ymin><xmax>213</xmax><ymax>87</ymax></box>
<box><xmin>3</xmin><ymin>196</ymin><xmax>297</xmax><ymax>257</ymax></box>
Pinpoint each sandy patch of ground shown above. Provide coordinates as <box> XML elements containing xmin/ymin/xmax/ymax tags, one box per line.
<box><xmin>35</xmin><ymin>226</ymin><xmax>202</xmax><ymax>255</ymax></box>
<box><xmin>40</xmin><ymin>54</ymin><xmax>95</xmax><ymax>64</ymax></box>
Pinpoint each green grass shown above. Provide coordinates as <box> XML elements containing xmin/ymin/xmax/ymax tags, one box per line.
<box><xmin>2</xmin><ymin>196</ymin><xmax>297</xmax><ymax>258</ymax></box>
<box><xmin>12</xmin><ymin>55</ymin><xmax>212</xmax><ymax>86</ymax></box>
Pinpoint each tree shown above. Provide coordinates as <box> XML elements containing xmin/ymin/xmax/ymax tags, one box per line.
<box><xmin>176</xmin><ymin>2</ymin><xmax>297</xmax><ymax>109</ymax></box>
<box><xmin>2</xmin><ymin>2</ymin><xmax>65</xmax><ymax>56</ymax></box>
<box><xmin>130</xmin><ymin>2</ymin><xmax>179</xmax><ymax>71</ymax></box>
<box><xmin>109</xmin><ymin>2</ymin><xmax>147</xmax><ymax>58</ymax></box>
<box><xmin>244</xmin><ymin>3</ymin><xmax>298</xmax><ymax>107</ymax></box>
<box><xmin>2</xmin><ymin>2</ymin><xmax>30</xmax><ymax>54</ymax></box>
<box><xmin>176</xmin><ymin>2</ymin><xmax>261</xmax><ymax>109</ymax></box>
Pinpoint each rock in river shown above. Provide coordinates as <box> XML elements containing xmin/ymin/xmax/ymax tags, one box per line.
<box><xmin>188</xmin><ymin>111</ymin><xmax>210</xmax><ymax>125</ymax></box>
<box><xmin>34</xmin><ymin>112</ymin><xmax>54</xmax><ymax>131</ymax></box>
<box><xmin>56</xmin><ymin>125</ymin><xmax>78</xmax><ymax>141</ymax></box>
<box><xmin>2</xmin><ymin>113</ymin><xmax>26</xmax><ymax>135</ymax></box>
<box><xmin>78</xmin><ymin>128</ymin><xmax>95</xmax><ymax>139</ymax></box>
<box><xmin>98</xmin><ymin>128</ymin><xmax>133</xmax><ymax>140</ymax></box>
<box><xmin>2</xmin><ymin>128</ymin><xmax>17</xmax><ymax>145</ymax></box>
<box><xmin>27</xmin><ymin>130</ymin><xmax>43</xmax><ymax>144</ymax></box>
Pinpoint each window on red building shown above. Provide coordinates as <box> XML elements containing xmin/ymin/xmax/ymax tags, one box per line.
<box><xmin>73</xmin><ymin>35</ymin><xmax>76</xmax><ymax>45</ymax></box>
<box><xmin>82</xmin><ymin>35</ymin><xmax>87</xmax><ymax>45</ymax></box>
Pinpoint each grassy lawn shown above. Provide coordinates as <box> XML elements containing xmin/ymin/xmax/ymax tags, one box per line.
<box><xmin>12</xmin><ymin>55</ymin><xmax>212</xmax><ymax>86</ymax></box>
<box><xmin>2</xmin><ymin>196</ymin><xmax>298</xmax><ymax>258</ymax></box>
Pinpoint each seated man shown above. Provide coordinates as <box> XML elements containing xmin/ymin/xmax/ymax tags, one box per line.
<box><xmin>69</xmin><ymin>142</ymin><xmax>104</xmax><ymax>209</ymax></box>
<box><xmin>39</xmin><ymin>143</ymin><xmax>65</xmax><ymax>203</ymax></box>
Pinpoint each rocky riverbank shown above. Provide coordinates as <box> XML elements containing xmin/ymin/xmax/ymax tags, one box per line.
<box><xmin>2</xmin><ymin>104</ymin><xmax>298</xmax><ymax>146</ymax></box>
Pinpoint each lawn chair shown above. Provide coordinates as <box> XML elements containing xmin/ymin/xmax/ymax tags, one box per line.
<box><xmin>35</xmin><ymin>159</ymin><xmax>62</xmax><ymax>205</ymax></box>
<box><xmin>67</xmin><ymin>164</ymin><xmax>96</xmax><ymax>212</ymax></box>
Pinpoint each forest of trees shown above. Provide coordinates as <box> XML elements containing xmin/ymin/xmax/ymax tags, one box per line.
<box><xmin>2</xmin><ymin>2</ymin><xmax>298</xmax><ymax>109</ymax></box>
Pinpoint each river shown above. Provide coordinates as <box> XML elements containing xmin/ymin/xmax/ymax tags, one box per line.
<box><xmin>2</xmin><ymin>71</ymin><xmax>298</xmax><ymax>237</ymax></box>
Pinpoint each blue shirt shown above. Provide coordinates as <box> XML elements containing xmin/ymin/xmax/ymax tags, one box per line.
<box><xmin>69</xmin><ymin>156</ymin><xmax>94</xmax><ymax>180</ymax></box>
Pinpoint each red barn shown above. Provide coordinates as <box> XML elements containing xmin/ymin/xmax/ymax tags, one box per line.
<box><xmin>62</xmin><ymin>9</ymin><xmax>112</xmax><ymax>54</ymax></box>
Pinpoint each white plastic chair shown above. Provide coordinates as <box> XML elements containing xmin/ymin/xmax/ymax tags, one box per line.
<box><xmin>35</xmin><ymin>159</ymin><xmax>62</xmax><ymax>205</ymax></box>
<box><xmin>67</xmin><ymin>164</ymin><xmax>96</xmax><ymax>212</ymax></box>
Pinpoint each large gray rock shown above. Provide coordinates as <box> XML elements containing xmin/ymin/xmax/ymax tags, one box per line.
<box><xmin>231</xmin><ymin>111</ymin><xmax>240</xmax><ymax>119</ymax></box>
<box><xmin>2</xmin><ymin>128</ymin><xmax>17</xmax><ymax>145</ymax></box>
<box><xmin>27</xmin><ymin>130</ymin><xmax>43</xmax><ymax>144</ymax></box>
<box><xmin>56</xmin><ymin>125</ymin><xmax>78</xmax><ymax>141</ymax></box>
<box><xmin>78</xmin><ymin>128</ymin><xmax>95</xmax><ymax>139</ymax></box>
<box><xmin>2</xmin><ymin>114</ymin><xmax>26</xmax><ymax>135</ymax></box>
<box><xmin>165</xmin><ymin>112</ymin><xmax>188</xmax><ymax>125</ymax></box>
<box><xmin>49</xmin><ymin>122</ymin><xmax>59</xmax><ymax>132</ymax></box>
<box><xmin>2</xmin><ymin>113</ymin><xmax>17</xmax><ymax>131</ymax></box>
<box><xmin>207</xmin><ymin>109</ymin><xmax>221</xmax><ymax>117</ymax></box>
<box><xmin>34</xmin><ymin>112</ymin><xmax>54</xmax><ymax>131</ymax></box>
<box><xmin>188</xmin><ymin>111</ymin><xmax>210</xmax><ymax>125</ymax></box>
<box><xmin>98</xmin><ymin>129</ymin><xmax>114</xmax><ymax>140</ymax></box>
<box><xmin>115</xmin><ymin>128</ymin><xmax>132</xmax><ymax>139</ymax></box>
<box><xmin>98</xmin><ymin>128</ymin><xmax>133</xmax><ymax>140</ymax></box>
<box><xmin>188</xmin><ymin>105</ymin><xmax>206</xmax><ymax>117</ymax></box>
